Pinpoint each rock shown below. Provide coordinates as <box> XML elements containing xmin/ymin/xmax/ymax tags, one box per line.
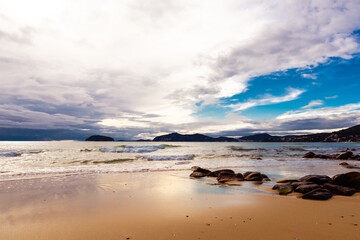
<box><xmin>276</xmin><ymin>178</ymin><xmax>299</xmax><ymax>183</ymax></box>
<box><xmin>191</xmin><ymin>166</ymin><xmax>211</xmax><ymax>174</ymax></box>
<box><xmin>85</xmin><ymin>135</ymin><xmax>114</xmax><ymax>141</ymax></box>
<box><xmin>244</xmin><ymin>172</ymin><xmax>263</xmax><ymax>181</ymax></box>
<box><xmin>291</xmin><ymin>181</ymin><xmax>313</xmax><ymax>188</ymax></box>
<box><xmin>323</xmin><ymin>183</ymin><xmax>356</xmax><ymax>196</ymax></box>
<box><xmin>189</xmin><ymin>166</ymin><xmax>211</xmax><ymax>178</ymax></box>
<box><xmin>217</xmin><ymin>172</ymin><xmax>240</xmax><ymax>183</ymax></box>
<box><xmin>190</xmin><ymin>171</ymin><xmax>208</xmax><ymax>178</ymax></box>
<box><xmin>295</xmin><ymin>183</ymin><xmax>322</xmax><ymax>194</ymax></box>
<box><xmin>261</xmin><ymin>173</ymin><xmax>270</xmax><ymax>179</ymax></box>
<box><xmin>235</xmin><ymin>173</ymin><xmax>244</xmax><ymax>181</ymax></box>
<box><xmin>331</xmin><ymin>172</ymin><xmax>360</xmax><ymax>191</ymax></box>
<box><xmin>339</xmin><ymin>162</ymin><xmax>349</xmax><ymax>166</ymax></box>
<box><xmin>277</xmin><ymin>185</ymin><xmax>294</xmax><ymax>195</ymax></box>
<box><xmin>298</xmin><ymin>175</ymin><xmax>331</xmax><ymax>185</ymax></box>
<box><xmin>243</xmin><ymin>171</ymin><xmax>253</xmax><ymax>178</ymax></box>
<box><xmin>207</xmin><ymin>169</ymin><xmax>235</xmax><ymax>177</ymax></box>
<box><xmin>336</xmin><ymin>151</ymin><xmax>353</xmax><ymax>160</ymax></box>
<box><xmin>302</xmin><ymin>189</ymin><xmax>333</xmax><ymax>200</ymax></box>
<box><xmin>303</xmin><ymin>152</ymin><xmax>316</xmax><ymax>158</ymax></box>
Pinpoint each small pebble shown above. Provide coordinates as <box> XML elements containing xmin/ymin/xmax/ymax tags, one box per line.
<box><xmin>354</xmin><ymin>224</ymin><xmax>358</xmax><ymax>226</ymax></box>
<box><xmin>186</xmin><ymin>215</ymin><xmax>189</xmax><ymax>218</ymax></box>
<box><xmin>328</xmin><ymin>223</ymin><xmax>332</xmax><ymax>225</ymax></box>
<box><xmin>206</xmin><ymin>223</ymin><xmax>211</xmax><ymax>226</ymax></box>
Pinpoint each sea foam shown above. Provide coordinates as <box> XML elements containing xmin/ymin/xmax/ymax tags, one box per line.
<box><xmin>100</xmin><ymin>145</ymin><xmax>165</xmax><ymax>153</ymax></box>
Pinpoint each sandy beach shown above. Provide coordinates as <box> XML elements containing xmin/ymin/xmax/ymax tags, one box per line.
<box><xmin>0</xmin><ymin>171</ymin><xmax>359</xmax><ymax>240</ymax></box>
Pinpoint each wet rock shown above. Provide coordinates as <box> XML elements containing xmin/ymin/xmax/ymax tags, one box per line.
<box><xmin>244</xmin><ymin>172</ymin><xmax>263</xmax><ymax>181</ymax></box>
<box><xmin>298</xmin><ymin>175</ymin><xmax>331</xmax><ymax>185</ymax></box>
<box><xmin>261</xmin><ymin>173</ymin><xmax>270</xmax><ymax>180</ymax></box>
<box><xmin>276</xmin><ymin>178</ymin><xmax>299</xmax><ymax>183</ymax></box>
<box><xmin>295</xmin><ymin>183</ymin><xmax>322</xmax><ymax>194</ymax></box>
<box><xmin>207</xmin><ymin>169</ymin><xmax>235</xmax><ymax>177</ymax></box>
<box><xmin>331</xmin><ymin>172</ymin><xmax>360</xmax><ymax>191</ymax></box>
<box><xmin>291</xmin><ymin>181</ymin><xmax>313</xmax><ymax>188</ymax></box>
<box><xmin>339</xmin><ymin>162</ymin><xmax>349</xmax><ymax>166</ymax></box>
<box><xmin>243</xmin><ymin>171</ymin><xmax>253</xmax><ymax>178</ymax></box>
<box><xmin>323</xmin><ymin>183</ymin><xmax>356</xmax><ymax>196</ymax></box>
<box><xmin>235</xmin><ymin>173</ymin><xmax>244</xmax><ymax>181</ymax></box>
<box><xmin>277</xmin><ymin>185</ymin><xmax>293</xmax><ymax>195</ymax></box>
<box><xmin>336</xmin><ymin>151</ymin><xmax>353</xmax><ymax>160</ymax></box>
<box><xmin>302</xmin><ymin>188</ymin><xmax>333</xmax><ymax>200</ymax></box>
<box><xmin>191</xmin><ymin>166</ymin><xmax>211</xmax><ymax>174</ymax></box>
<box><xmin>190</xmin><ymin>171</ymin><xmax>208</xmax><ymax>178</ymax></box>
<box><xmin>303</xmin><ymin>152</ymin><xmax>316</xmax><ymax>158</ymax></box>
<box><xmin>217</xmin><ymin>172</ymin><xmax>239</xmax><ymax>183</ymax></box>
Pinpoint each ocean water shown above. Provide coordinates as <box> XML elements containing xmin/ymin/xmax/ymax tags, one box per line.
<box><xmin>0</xmin><ymin>141</ymin><xmax>359</xmax><ymax>181</ymax></box>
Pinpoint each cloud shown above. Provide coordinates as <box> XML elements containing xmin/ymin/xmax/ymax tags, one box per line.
<box><xmin>302</xmin><ymin>73</ymin><xmax>317</xmax><ymax>79</ymax></box>
<box><xmin>0</xmin><ymin>0</ymin><xmax>360</xmax><ymax>138</ymax></box>
<box><xmin>325</xmin><ymin>95</ymin><xmax>338</xmax><ymax>99</ymax></box>
<box><xmin>301</xmin><ymin>100</ymin><xmax>324</xmax><ymax>109</ymax></box>
<box><xmin>229</xmin><ymin>88</ymin><xmax>305</xmax><ymax>111</ymax></box>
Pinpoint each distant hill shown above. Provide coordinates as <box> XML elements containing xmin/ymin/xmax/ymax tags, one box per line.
<box><xmin>85</xmin><ymin>135</ymin><xmax>115</xmax><ymax>141</ymax></box>
<box><xmin>241</xmin><ymin>125</ymin><xmax>360</xmax><ymax>142</ymax></box>
<box><xmin>238</xmin><ymin>133</ymin><xmax>274</xmax><ymax>142</ymax></box>
<box><xmin>153</xmin><ymin>132</ymin><xmax>238</xmax><ymax>142</ymax></box>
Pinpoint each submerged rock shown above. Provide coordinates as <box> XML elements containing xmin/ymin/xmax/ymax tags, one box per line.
<box><xmin>336</xmin><ymin>151</ymin><xmax>353</xmax><ymax>160</ymax></box>
<box><xmin>323</xmin><ymin>183</ymin><xmax>356</xmax><ymax>196</ymax></box>
<box><xmin>303</xmin><ymin>152</ymin><xmax>316</xmax><ymax>158</ymax></box>
<box><xmin>272</xmin><ymin>184</ymin><xmax>293</xmax><ymax>195</ymax></box>
<box><xmin>302</xmin><ymin>189</ymin><xmax>333</xmax><ymax>200</ymax></box>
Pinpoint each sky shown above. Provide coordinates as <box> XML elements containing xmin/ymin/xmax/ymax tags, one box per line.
<box><xmin>1</xmin><ymin>0</ymin><xmax>360</xmax><ymax>140</ymax></box>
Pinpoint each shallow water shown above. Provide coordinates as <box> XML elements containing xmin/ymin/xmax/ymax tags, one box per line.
<box><xmin>0</xmin><ymin>141</ymin><xmax>359</xmax><ymax>181</ymax></box>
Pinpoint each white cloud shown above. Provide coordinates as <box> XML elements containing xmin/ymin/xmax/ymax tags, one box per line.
<box><xmin>325</xmin><ymin>95</ymin><xmax>338</xmax><ymax>99</ymax></box>
<box><xmin>301</xmin><ymin>100</ymin><xmax>324</xmax><ymax>109</ymax></box>
<box><xmin>302</xmin><ymin>73</ymin><xmax>317</xmax><ymax>79</ymax></box>
<box><xmin>0</xmin><ymin>0</ymin><xmax>360</xmax><ymax>137</ymax></box>
<box><xmin>229</xmin><ymin>88</ymin><xmax>305</xmax><ymax>111</ymax></box>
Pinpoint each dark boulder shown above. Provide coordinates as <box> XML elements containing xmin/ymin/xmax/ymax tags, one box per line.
<box><xmin>336</xmin><ymin>151</ymin><xmax>353</xmax><ymax>160</ymax></box>
<box><xmin>207</xmin><ymin>169</ymin><xmax>235</xmax><ymax>177</ymax></box>
<box><xmin>339</xmin><ymin>162</ymin><xmax>349</xmax><ymax>166</ymax></box>
<box><xmin>323</xmin><ymin>183</ymin><xmax>356</xmax><ymax>196</ymax></box>
<box><xmin>261</xmin><ymin>173</ymin><xmax>271</xmax><ymax>181</ymax></box>
<box><xmin>191</xmin><ymin>166</ymin><xmax>211</xmax><ymax>174</ymax></box>
<box><xmin>235</xmin><ymin>173</ymin><xmax>244</xmax><ymax>181</ymax></box>
<box><xmin>331</xmin><ymin>172</ymin><xmax>360</xmax><ymax>191</ymax></box>
<box><xmin>291</xmin><ymin>181</ymin><xmax>313</xmax><ymax>188</ymax></box>
<box><xmin>298</xmin><ymin>175</ymin><xmax>331</xmax><ymax>185</ymax></box>
<box><xmin>295</xmin><ymin>183</ymin><xmax>322</xmax><ymax>194</ymax></box>
<box><xmin>85</xmin><ymin>135</ymin><xmax>114</xmax><ymax>141</ymax></box>
<box><xmin>189</xmin><ymin>166</ymin><xmax>211</xmax><ymax>178</ymax></box>
<box><xmin>276</xmin><ymin>179</ymin><xmax>299</xmax><ymax>184</ymax></box>
<box><xmin>244</xmin><ymin>172</ymin><xmax>263</xmax><ymax>181</ymax></box>
<box><xmin>243</xmin><ymin>171</ymin><xmax>253</xmax><ymax>178</ymax></box>
<box><xmin>302</xmin><ymin>189</ymin><xmax>333</xmax><ymax>200</ymax></box>
<box><xmin>217</xmin><ymin>172</ymin><xmax>242</xmax><ymax>183</ymax></box>
<box><xmin>190</xmin><ymin>171</ymin><xmax>208</xmax><ymax>178</ymax></box>
<box><xmin>303</xmin><ymin>152</ymin><xmax>316</xmax><ymax>158</ymax></box>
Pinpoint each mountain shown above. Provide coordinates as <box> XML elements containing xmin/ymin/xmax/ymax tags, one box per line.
<box><xmin>249</xmin><ymin>125</ymin><xmax>360</xmax><ymax>142</ymax></box>
<box><xmin>238</xmin><ymin>133</ymin><xmax>274</xmax><ymax>142</ymax></box>
<box><xmin>85</xmin><ymin>135</ymin><xmax>115</xmax><ymax>141</ymax></box>
<box><xmin>153</xmin><ymin>132</ymin><xmax>238</xmax><ymax>142</ymax></box>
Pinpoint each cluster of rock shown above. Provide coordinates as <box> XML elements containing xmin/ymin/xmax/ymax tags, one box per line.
<box><xmin>189</xmin><ymin>166</ymin><xmax>270</xmax><ymax>183</ymax></box>
<box><xmin>303</xmin><ymin>151</ymin><xmax>360</xmax><ymax>160</ymax></box>
<box><xmin>273</xmin><ymin>172</ymin><xmax>360</xmax><ymax>200</ymax></box>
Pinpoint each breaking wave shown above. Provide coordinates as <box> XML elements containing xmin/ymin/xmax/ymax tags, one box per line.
<box><xmin>100</xmin><ymin>145</ymin><xmax>165</xmax><ymax>153</ymax></box>
<box><xmin>141</xmin><ymin>155</ymin><xmax>195</xmax><ymax>161</ymax></box>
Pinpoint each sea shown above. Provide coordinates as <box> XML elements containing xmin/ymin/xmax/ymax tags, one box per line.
<box><xmin>0</xmin><ymin>141</ymin><xmax>359</xmax><ymax>181</ymax></box>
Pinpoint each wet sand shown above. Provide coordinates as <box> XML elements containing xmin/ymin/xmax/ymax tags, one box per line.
<box><xmin>0</xmin><ymin>171</ymin><xmax>359</xmax><ymax>240</ymax></box>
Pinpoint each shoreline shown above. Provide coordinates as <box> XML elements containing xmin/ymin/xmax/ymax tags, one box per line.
<box><xmin>0</xmin><ymin>171</ymin><xmax>359</xmax><ymax>239</ymax></box>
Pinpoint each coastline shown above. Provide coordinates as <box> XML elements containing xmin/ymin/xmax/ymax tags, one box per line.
<box><xmin>1</xmin><ymin>171</ymin><xmax>359</xmax><ymax>240</ymax></box>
